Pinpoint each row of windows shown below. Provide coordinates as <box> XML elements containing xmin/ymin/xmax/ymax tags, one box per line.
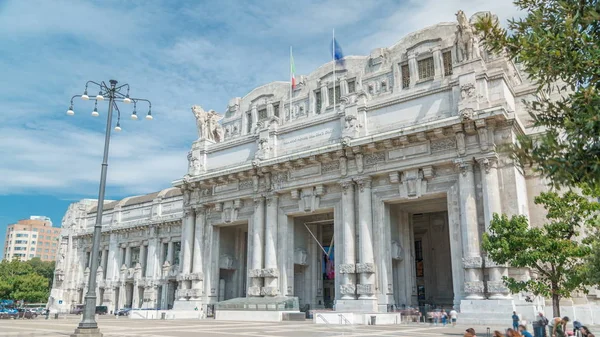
<box><xmin>401</xmin><ymin>51</ymin><xmax>453</xmax><ymax>89</ymax></box>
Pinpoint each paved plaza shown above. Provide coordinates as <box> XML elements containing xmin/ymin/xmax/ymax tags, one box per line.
<box><xmin>0</xmin><ymin>316</ymin><xmax>513</xmax><ymax>337</ymax></box>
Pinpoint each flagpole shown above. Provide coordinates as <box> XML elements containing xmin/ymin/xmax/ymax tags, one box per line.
<box><xmin>290</xmin><ymin>45</ymin><xmax>293</xmax><ymax>119</ymax></box>
<box><xmin>332</xmin><ymin>28</ymin><xmax>336</xmax><ymax>111</ymax></box>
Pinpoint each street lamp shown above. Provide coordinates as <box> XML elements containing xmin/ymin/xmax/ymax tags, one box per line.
<box><xmin>67</xmin><ymin>80</ymin><xmax>152</xmax><ymax>336</ymax></box>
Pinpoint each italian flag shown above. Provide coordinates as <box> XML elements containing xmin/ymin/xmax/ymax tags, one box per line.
<box><xmin>290</xmin><ymin>49</ymin><xmax>296</xmax><ymax>89</ymax></box>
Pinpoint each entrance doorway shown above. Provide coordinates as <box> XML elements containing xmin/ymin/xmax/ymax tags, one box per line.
<box><xmin>390</xmin><ymin>197</ymin><xmax>454</xmax><ymax>310</ymax></box>
<box><xmin>292</xmin><ymin>212</ymin><xmax>335</xmax><ymax>310</ymax></box>
<box><xmin>217</xmin><ymin>223</ymin><xmax>248</xmax><ymax>302</ymax></box>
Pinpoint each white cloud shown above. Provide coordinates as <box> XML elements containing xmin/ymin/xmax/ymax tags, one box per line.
<box><xmin>0</xmin><ymin>0</ymin><xmax>524</xmax><ymax>199</ymax></box>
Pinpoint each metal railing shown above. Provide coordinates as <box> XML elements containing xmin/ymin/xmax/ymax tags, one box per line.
<box><xmin>316</xmin><ymin>313</ymin><xmax>330</xmax><ymax>324</ymax></box>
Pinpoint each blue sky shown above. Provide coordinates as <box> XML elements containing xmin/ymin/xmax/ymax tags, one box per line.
<box><xmin>0</xmin><ymin>0</ymin><xmax>520</xmax><ymax>255</ymax></box>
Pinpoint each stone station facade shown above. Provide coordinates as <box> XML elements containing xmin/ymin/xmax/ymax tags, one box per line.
<box><xmin>49</xmin><ymin>11</ymin><xmax>600</xmax><ymax>324</ymax></box>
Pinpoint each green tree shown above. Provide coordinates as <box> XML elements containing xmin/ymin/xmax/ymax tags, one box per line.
<box><xmin>474</xmin><ymin>0</ymin><xmax>600</xmax><ymax>193</ymax></box>
<box><xmin>483</xmin><ymin>191</ymin><xmax>600</xmax><ymax>317</ymax></box>
<box><xmin>12</xmin><ymin>274</ymin><xmax>49</xmax><ymax>303</ymax></box>
<box><xmin>0</xmin><ymin>258</ymin><xmax>53</xmax><ymax>303</ymax></box>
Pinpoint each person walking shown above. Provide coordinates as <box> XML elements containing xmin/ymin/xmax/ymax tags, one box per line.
<box><xmin>513</xmin><ymin>311</ymin><xmax>521</xmax><ymax>330</ymax></box>
<box><xmin>442</xmin><ymin>310</ymin><xmax>448</xmax><ymax>326</ymax></box>
<box><xmin>519</xmin><ymin>324</ymin><xmax>534</xmax><ymax>337</ymax></box>
<box><xmin>450</xmin><ymin>308</ymin><xmax>458</xmax><ymax>327</ymax></box>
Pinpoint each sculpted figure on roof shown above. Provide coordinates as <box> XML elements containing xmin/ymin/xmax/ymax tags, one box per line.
<box><xmin>192</xmin><ymin>105</ymin><xmax>224</xmax><ymax>142</ymax></box>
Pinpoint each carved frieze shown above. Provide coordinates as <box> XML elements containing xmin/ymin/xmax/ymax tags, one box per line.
<box><xmin>462</xmin><ymin>256</ymin><xmax>483</xmax><ymax>269</ymax></box>
<box><xmin>431</xmin><ymin>138</ymin><xmax>457</xmax><ymax>152</ymax></box>
<box><xmin>356</xmin><ymin>284</ymin><xmax>375</xmax><ymax>295</ymax></box>
<box><xmin>247</xmin><ymin>286</ymin><xmax>261</xmax><ymax>296</ymax></box>
<box><xmin>364</xmin><ymin>152</ymin><xmax>385</xmax><ymax>165</ymax></box>
<box><xmin>464</xmin><ymin>281</ymin><xmax>485</xmax><ymax>294</ymax></box>
<box><xmin>261</xmin><ymin>287</ymin><xmax>279</xmax><ymax>296</ymax></box>
<box><xmin>239</xmin><ymin>179</ymin><xmax>253</xmax><ymax>190</ymax></box>
<box><xmin>339</xmin><ymin>284</ymin><xmax>356</xmax><ymax>295</ymax></box>
<box><xmin>321</xmin><ymin>161</ymin><xmax>340</xmax><ymax>173</ymax></box>
<box><xmin>487</xmin><ymin>280</ymin><xmax>510</xmax><ymax>294</ymax></box>
<box><xmin>339</xmin><ymin>263</ymin><xmax>356</xmax><ymax>274</ymax></box>
<box><xmin>399</xmin><ymin>168</ymin><xmax>428</xmax><ymax>199</ymax></box>
<box><xmin>355</xmin><ymin>263</ymin><xmax>375</xmax><ymax>273</ymax></box>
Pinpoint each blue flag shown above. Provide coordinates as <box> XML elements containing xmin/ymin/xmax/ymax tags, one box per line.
<box><xmin>332</xmin><ymin>38</ymin><xmax>345</xmax><ymax>66</ymax></box>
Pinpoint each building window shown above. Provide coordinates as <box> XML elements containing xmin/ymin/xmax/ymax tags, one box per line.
<box><xmin>32</xmin><ymin>234</ymin><xmax>36</xmax><ymax>238</ymax></box>
<box><xmin>162</xmin><ymin>243</ymin><xmax>168</xmax><ymax>264</ymax></box>
<box><xmin>347</xmin><ymin>80</ymin><xmax>356</xmax><ymax>94</ymax></box>
<box><xmin>131</xmin><ymin>247</ymin><xmax>140</xmax><ymax>267</ymax></box>
<box><xmin>46</xmin><ymin>236</ymin><xmax>51</xmax><ymax>240</ymax></box>
<box><xmin>273</xmin><ymin>104</ymin><xmax>280</xmax><ymax>118</ymax></box>
<box><xmin>44</xmin><ymin>255</ymin><xmax>48</xmax><ymax>259</ymax></box>
<box><xmin>31</xmin><ymin>247</ymin><xmax>35</xmax><ymax>251</ymax></box>
<box><xmin>401</xmin><ymin>64</ymin><xmax>410</xmax><ymax>89</ymax></box>
<box><xmin>315</xmin><ymin>91</ymin><xmax>322</xmax><ymax>114</ymax></box>
<box><xmin>16</xmin><ymin>234</ymin><xmax>28</xmax><ymax>237</ymax></box>
<box><xmin>173</xmin><ymin>242</ymin><xmax>181</xmax><ymax>265</ymax></box>
<box><xmin>46</xmin><ymin>242</ymin><xmax>50</xmax><ymax>246</ymax></box>
<box><xmin>417</xmin><ymin>57</ymin><xmax>435</xmax><ymax>80</ymax></box>
<box><xmin>33</xmin><ymin>228</ymin><xmax>38</xmax><ymax>232</ymax></box>
<box><xmin>52</xmin><ymin>243</ymin><xmax>57</xmax><ymax>247</ymax></box>
<box><xmin>258</xmin><ymin>108</ymin><xmax>268</xmax><ymax>121</ymax></box>
<box><xmin>328</xmin><ymin>85</ymin><xmax>341</xmax><ymax>106</ymax></box>
<box><xmin>29</xmin><ymin>254</ymin><xmax>34</xmax><ymax>258</ymax></box>
<box><xmin>37</xmin><ymin>248</ymin><xmax>41</xmax><ymax>252</ymax></box>
<box><xmin>36</xmin><ymin>254</ymin><xmax>41</xmax><ymax>257</ymax></box>
<box><xmin>443</xmin><ymin>51</ymin><xmax>453</xmax><ymax>76</ymax></box>
<box><xmin>381</xmin><ymin>81</ymin><xmax>387</xmax><ymax>92</ymax></box>
<box><xmin>86</xmin><ymin>251</ymin><xmax>91</xmax><ymax>267</ymax></box>
<box><xmin>31</xmin><ymin>241</ymin><xmax>36</xmax><ymax>245</ymax></box>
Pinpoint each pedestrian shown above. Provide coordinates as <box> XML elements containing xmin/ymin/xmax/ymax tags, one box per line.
<box><xmin>513</xmin><ymin>311</ymin><xmax>521</xmax><ymax>330</ymax></box>
<box><xmin>464</xmin><ymin>328</ymin><xmax>477</xmax><ymax>337</ymax></box>
<box><xmin>519</xmin><ymin>324</ymin><xmax>534</xmax><ymax>337</ymax></box>
<box><xmin>442</xmin><ymin>310</ymin><xmax>448</xmax><ymax>326</ymax></box>
<box><xmin>450</xmin><ymin>308</ymin><xmax>458</xmax><ymax>327</ymax></box>
<box><xmin>550</xmin><ymin>316</ymin><xmax>569</xmax><ymax>337</ymax></box>
<box><xmin>581</xmin><ymin>326</ymin><xmax>595</xmax><ymax>337</ymax></box>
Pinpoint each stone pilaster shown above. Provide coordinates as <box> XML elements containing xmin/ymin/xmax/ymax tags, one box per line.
<box><xmin>192</xmin><ymin>206</ymin><xmax>205</xmax><ymax>295</ymax></box>
<box><xmin>251</xmin><ymin>105</ymin><xmax>258</xmax><ymax>133</ymax></box>
<box><xmin>408</xmin><ymin>53</ymin><xmax>418</xmax><ymax>87</ymax></box>
<box><xmin>478</xmin><ymin>156</ymin><xmax>510</xmax><ymax>299</ymax></box>
<box><xmin>166</xmin><ymin>241</ymin><xmax>174</xmax><ymax>264</ymax></box>
<box><xmin>145</xmin><ymin>228</ymin><xmax>159</xmax><ymax>279</ymax></box>
<box><xmin>180</xmin><ymin>207</ymin><xmax>195</xmax><ymax>291</ymax></box>
<box><xmin>125</xmin><ymin>246</ymin><xmax>132</xmax><ymax>268</ymax></box>
<box><xmin>355</xmin><ymin>176</ymin><xmax>375</xmax><ymax>299</ymax></box>
<box><xmin>139</xmin><ymin>245</ymin><xmax>147</xmax><ymax>275</ymax></box>
<box><xmin>263</xmin><ymin>194</ymin><xmax>279</xmax><ymax>296</ymax></box>
<box><xmin>249</xmin><ymin>196</ymin><xmax>265</xmax><ymax>296</ymax></box>
<box><xmin>339</xmin><ymin>179</ymin><xmax>356</xmax><ymax>300</ymax></box>
<box><xmin>433</xmin><ymin>46</ymin><xmax>443</xmax><ymax>79</ymax></box>
<box><xmin>320</xmin><ymin>81</ymin><xmax>329</xmax><ymax>112</ymax></box>
<box><xmin>455</xmin><ymin>159</ymin><xmax>484</xmax><ymax>299</ymax></box>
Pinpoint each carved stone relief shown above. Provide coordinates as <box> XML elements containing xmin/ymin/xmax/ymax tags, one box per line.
<box><xmin>192</xmin><ymin>105</ymin><xmax>224</xmax><ymax>142</ymax></box>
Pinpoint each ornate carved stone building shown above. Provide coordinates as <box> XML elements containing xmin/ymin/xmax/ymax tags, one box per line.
<box><xmin>49</xmin><ymin>11</ymin><xmax>600</xmax><ymax>324</ymax></box>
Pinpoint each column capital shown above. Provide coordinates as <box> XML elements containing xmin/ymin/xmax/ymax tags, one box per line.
<box><xmin>454</xmin><ymin>158</ymin><xmax>474</xmax><ymax>176</ymax></box>
<box><xmin>265</xmin><ymin>193</ymin><xmax>279</xmax><ymax>207</ymax></box>
<box><xmin>182</xmin><ymin>207</ymin><xmax>194</xmax><ymax>217</ymax></box>
<box><xmin>193</xmin><ymin>205</ymin><xmax>207</xmax><ymax>213</ymax></box>
<box><xmin>339</xmin><ymin>178</ymin><xmax>354</xmax><ymax>193</ymax></box>
<box><xmin>476</xmin><ymin>156</ymin><xmax>499</xmax><ymax>174</ymax></box>
<box><xmin>354</xmin><ymin>176</ymin><xmax>372</xmax><ymax>192</ymax></box>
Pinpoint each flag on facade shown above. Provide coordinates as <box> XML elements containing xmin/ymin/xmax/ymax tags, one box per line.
<box><xmin>332</xmin><ymin>38</ymin><xmax>345</xmax><ymax>66</ymax></box>
<box><xmin>290</xmin><ymin>49</ymin><xmax>297</xmax><ymax>89</ymax></box>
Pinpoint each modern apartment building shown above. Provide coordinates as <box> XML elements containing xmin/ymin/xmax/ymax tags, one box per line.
<box><xmin>3</xmin><ymin>216</ymin><xmax>60</xmax><ymax>261</ymax></box>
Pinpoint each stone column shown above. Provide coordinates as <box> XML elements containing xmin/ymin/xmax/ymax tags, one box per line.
<box><xmin>408</xmin><ymin>53</ymin><xmax>418</xmax><ymax>87</ymax></box>
<box><xmin>192</xmin><ymin>206</ymin><xmax>205</xmax><ymax>296</ymax></box>
<box><xmin>139</xmin><ymin>245</ymin><xmax>147</xmax><ymax>273</ymax></box>
<box><xmin>181</xmin><ymin>208</ymin><xmax>195</xmax><ymax>275</ymax></box>
<box><xmin>249</xmin><ymin>196</ymin><xmax>265</xmax><ymax>296</ymax></box>
<box><xmin>320</xmin><ymin>81</ymin><xmax>329</xmax><ymax>112</ymax></box>
<box><xmin>478</xmin><ymin>157</ymin><xmax>510</xmax><ymax>299</ymax></box>
<box><xmin>251</xmin><ymin>105</ymin><xmax>258</xmax><ymax>132</ymax></box>
<box><xmin>355</xmin><ymin>177</ymin><xmax>376</xmax><ymax>299</ymax></box>
<box><xmin>263</xmin><ymin>194</ymin><xmax>279</xmax><ymax>296</ymax></box>
<box><xmin>340</xmin><ymin>76</ymin><xmax>349</xmax><ymax>96</ymax></box>
<box><xmin>456</xmin><ymin>159</ymin><xmax>484</xmax><ymax>299</ymax></box>
<box><xmin>339</xmin><ymin>179</ymin><xmax>356</xmax><ymax>300</ymax></box>
<box><xmin>433</xmin><ymin>46</ymin><xmax>443</xmax><ymax>79</ymax></box>
<box><xmin>125</xmin><ymin>246</ymin><xmax>132</xmax><ymax>268</ymax></box>
<box><xmin>146</xmin><ymin>230</ymin><xmax>159</xmax><ymax>279</ymax></box>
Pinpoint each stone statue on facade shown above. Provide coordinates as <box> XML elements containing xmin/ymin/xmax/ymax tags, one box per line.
<box><xmin>454</xmin><ymin>10</ymin><xmax>480</xmax><ymax>62</ymax></box>
<box><xmin>192</xmin><ymin>105</ymin><xmax>225</xmax><ymax>142</ymax></box>
<box><xmin>187</xmin><ymin>151</ymin><xmax>202</xmax><ymax>175</ymax></box>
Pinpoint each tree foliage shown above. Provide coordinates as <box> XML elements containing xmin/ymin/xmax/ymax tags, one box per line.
<box><xmin>0</xmin><ymin>258</ymin><xmax>55</xmax><ymax>303</ymax></box>
<box><xmin>483</xmin><ymin>191</ymin><xmax>600</xmax><ymax>317</ymax></box>
<box><xmin>474</xmin><ymin>0</ymin><xmax>600</xmax><ymax>193</ymax></box>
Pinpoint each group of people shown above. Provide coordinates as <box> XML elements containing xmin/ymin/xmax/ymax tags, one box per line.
<box><xmin>462</xmin><ymin>312</ymin><xmax>595</xmax><ymax>337</ymax></box>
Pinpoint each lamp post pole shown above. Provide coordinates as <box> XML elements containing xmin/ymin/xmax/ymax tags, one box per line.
<box><xmin>67</xmin><ymin>79</ymin><xmax>152</xmax><ymax>336</ymax></box>
<box><xmin>79</xmin><ymin>80</ymin><xmax>116</xmax><ymax>330</ymax></box>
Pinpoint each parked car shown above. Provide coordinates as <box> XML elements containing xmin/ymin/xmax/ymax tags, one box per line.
<box><xmin>115</xmin><ymin>308</ymin><xmax>132</xmax><ymax>316</ymax></box>
<box><xmin>95</xmin><ymin>306</ymin><xmax>108</xmax><ymax>315</ymax></box>
<box><xmin>0</xmin><ymin>308</ymin><xmax>18</xmax><ymax>319</ymax></box>
<box><xmin>71</xmin><ymin>304</ymin><xmax>85</xmax><ymax>315</ymax></box>
<box><xmin>16</xmin><ymin>308</ymin><xmax>37</xmax><ymax>319</ymax></box>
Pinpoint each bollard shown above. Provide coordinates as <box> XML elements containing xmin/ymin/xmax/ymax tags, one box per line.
<box><xmin>371</xmin><ymin>316</ymin><xmax>376</xmax><ymax>325</ymax></box>
<box><xmin>54</xmin><ymin>313</ymin><xmax>58</xmax><ymax>319</ymax></box>
<box><xmin>161</xmin><ymin>312</ymin><xmax>166</xmax><ymax>320</ymax></box>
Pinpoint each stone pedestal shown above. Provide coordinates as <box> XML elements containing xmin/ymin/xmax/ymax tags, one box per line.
<box><xmin>71</xmin><ymin>328</ymin><xmax>103</xmax><ymax>337</ymax></box>
<box><xmin>335</xmin><ymin>299</ymin><xmax>378</xmax><ymax>313</ymax></box>
<box><xmin>339</xmin><ymin>180</ymin><xmax>356</xmax><ymax>300</ymax></box>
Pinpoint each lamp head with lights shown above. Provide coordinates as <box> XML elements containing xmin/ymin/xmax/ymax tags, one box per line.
<box><xmin>67</xmin><ymin>105</ymin><xmax>74</xmax><ymax>116</ymax></box>
<box><xmin>146</xmin><ymin>109</ymin><xmax>153</xmax><ymax>120</ymax></box>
